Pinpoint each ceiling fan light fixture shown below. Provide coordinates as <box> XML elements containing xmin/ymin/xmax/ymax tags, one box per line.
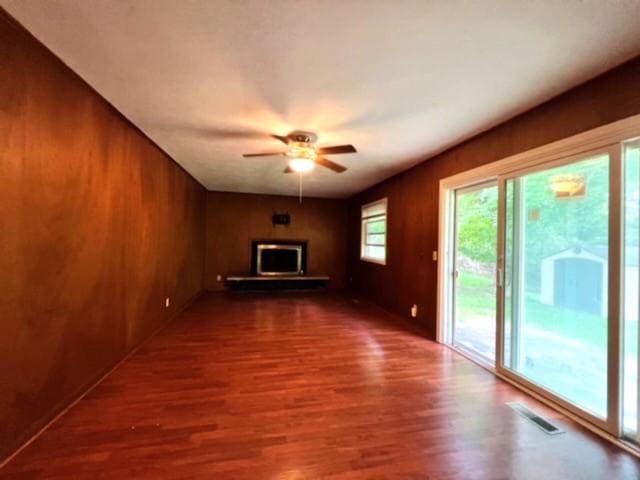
<box><xmin>288</xmin><ymin>157</ymin><xmax>315</xmax><ymax>173</ymax></box>
<box><xmin>286</xmin><ymin>141</ymin><xmax>317</xmax><ymax>160</ymax></box>
<box><xmin>243</xmin><ymin>130</ymin><xmax>352</xmax><ymax>174</ymax></box>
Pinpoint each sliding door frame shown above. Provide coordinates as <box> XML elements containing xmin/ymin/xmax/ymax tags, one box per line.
<box><xmin>436</xmin><ymin>113</ymin><xmax>640</xmax><ymax>453</ymax></box>
<box><xmin>449</xmin><ymin>180</ymin><xmax>499</xmax><ymax>366</ymax></box>
<box><xmin>495</xmin><ymin>145</ymin><xmax>622</xmax><ymax>435</ymax></box>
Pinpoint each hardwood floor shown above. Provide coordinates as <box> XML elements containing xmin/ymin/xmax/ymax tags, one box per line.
<box><xmin>1</xmin><ymin>292</ymin><xmax>638</xmax><ymax>479</ymax></box>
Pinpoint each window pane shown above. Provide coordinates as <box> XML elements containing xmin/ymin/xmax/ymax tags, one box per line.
<box><xmin>503</xmin><ymin>153</ymin><xmax>610</xmax><ymax>418</ymax></box>
<box><xmin>366</xmin><ymin>219</ymin><xmax>386</xmax><ymax>234</ymax></box>
<box><xmin>366</xmin><ymin>233</ymin><xmax>385</xmax><ymax>246</ymax></box>
<box><xmin>623</xmin><ymin>140</ymin><xmax>640</xmax><ymax>437</ymax></box>
<box><xmin>364</xmin><ymin>245</ymin><xmax>385</xmax><ymax>261</ymax></box>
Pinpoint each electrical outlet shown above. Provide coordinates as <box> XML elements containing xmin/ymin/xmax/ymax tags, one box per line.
<box><xmin>432</xmin><ymin>251</ymin><xmax>438</xmax><ymax>261</ymax></box>
<box><xmin>216</xmin><ymin>274</ymin><xmax>222</xmax><ymax>282</ymax></box>
<box><xmin>165</xmin><ymin>297</ymin><xmax>170</xmax><ymax>308</ymax></box>
<box><xmin>411</xmin><ymin>304</ymin><xmax>418</xmax><ymax>318</ymax></box>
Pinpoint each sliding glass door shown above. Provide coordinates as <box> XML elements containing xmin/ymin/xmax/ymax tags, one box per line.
<box><xmin>442</xmin><ymin>129</ymin><xmax>640</xmax><ymax>444</ymax></box>
<box><xmin>452</xmin><ymin>182</ymin><xmax>498</xmax><ymax>363</ymax></box>
<box><xmin>499</xmin><ymin>151</ymin><xmax>614</xmax><ymax>424</ymax></box>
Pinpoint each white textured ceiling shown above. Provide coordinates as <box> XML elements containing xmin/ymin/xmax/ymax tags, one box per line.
<box><xmin>3</xmin><ymin>0</ymin><xmax>640</xmax><ymax>198</ymax></box>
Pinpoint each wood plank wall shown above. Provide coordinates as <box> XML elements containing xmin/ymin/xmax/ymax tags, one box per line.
<box><xmin>205</xmin><ymin>191</ymin><xmax>348</xmax><ymax>290</ymax></box>
<box><xmin>0</xmin><ymin>10</ymin><xmax>206</xmax><ymax>461</ymax></box>
<box><xmin>348</xmin><ymin>57</ymin><xmax>640</xmax><ymax>339</ymax></box>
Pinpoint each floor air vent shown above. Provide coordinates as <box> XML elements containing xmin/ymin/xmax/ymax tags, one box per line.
<box><xmin>507</xmin><ymin>402</ymin><xmax>564</xmax><ymax>435</ymax></box>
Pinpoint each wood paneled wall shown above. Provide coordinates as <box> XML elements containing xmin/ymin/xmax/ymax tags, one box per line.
<box><xmin>0</xmin><ymin>11</ymin><xmax>206</xmax><ymax>461</ymax></box>
<box><xmin>205</xmin><ymin>192</ymin><xmax>348</xmax><ymax>290</ymax></box>
<box><xmin>348</xmin><ymin>57</ymin><xmax>640</xmax><ymax>339</ymax></box>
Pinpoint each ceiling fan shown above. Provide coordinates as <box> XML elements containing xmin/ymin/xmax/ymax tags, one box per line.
<box><xmin>242</xmin><ymin>131</ymin><xmax>357</xmax><ymax>173</ymax></box>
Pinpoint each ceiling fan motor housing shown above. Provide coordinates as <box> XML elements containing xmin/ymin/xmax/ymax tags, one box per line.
<box><xmin>286</xmin><ymin>131</ymin><xmax>318</xmax><ymax>159</ymax></box>
<box><xmin>289</xmin><ymin>131</ymin><xmax>318</xmax><ymax>144</ymax></box>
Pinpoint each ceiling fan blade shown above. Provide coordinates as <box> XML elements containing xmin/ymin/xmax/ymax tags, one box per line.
<box><xmin>284</xmin><ymin>166</ymin><xmax>293</xmax><ymax>173</ymax></box>
<box><xmin>315</xmin><ymin>156</ymin><xmax>347</xmax><ymax>173</ymax></box>
<box><xmin>317</xmin><ymin>144</ymin><xmax>357</xmax><ymax>155</ymax></box>
<box><xmin>272</xmin><ymin>135</ymin><xmax>290</xmax><ymax>145</ymax></box>
<box><xmin>242</xmin><ymin>152</ymin><xmax>285</xmax><ymax>157</ymax></box>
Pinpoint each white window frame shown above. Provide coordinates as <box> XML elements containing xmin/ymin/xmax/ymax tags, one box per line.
<box><xmin>360</xmin><ymin>198</ymin><xmax>388</xmax><ymax>265</ymax></box>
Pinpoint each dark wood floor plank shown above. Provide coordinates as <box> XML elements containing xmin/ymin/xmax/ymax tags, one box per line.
<box><xmin>1</xmin><ymin>292</ymin><xmax>638</xmax><ymax>479</ymax></box>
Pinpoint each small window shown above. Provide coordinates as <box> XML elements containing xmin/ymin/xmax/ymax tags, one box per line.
<box><xmin>361</xmin><ymin>198</ymin><xmax>387</xmax><ymax>264</ymax></box>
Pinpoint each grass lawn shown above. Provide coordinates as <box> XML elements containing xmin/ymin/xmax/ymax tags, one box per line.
<box><xmin>456</xmin><ymin>271</ymin><xmax>627</xmax><ymax>350</ymax></box>
<box><xmin>456</xmin><ymin>271</ymin><xmax>638</xmax><ymax>427</ymax></box>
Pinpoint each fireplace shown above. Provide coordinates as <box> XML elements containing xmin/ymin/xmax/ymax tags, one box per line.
<box><xmin>257</xmin><ymin>244</ymin><xmax>301</xmax><ymax>275</ymax></box>
<box><xmin>251</xmin><ymin>240</ymin><xmax>307</xmax><ymax>276</ymax></box>
<box><xmin>228</xmin><ymin>239</ymin><xmax>326</xmax><ymax>289</ymax></box>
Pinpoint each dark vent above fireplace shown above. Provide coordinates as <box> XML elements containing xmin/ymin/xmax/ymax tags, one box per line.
<box><xmin>251</xmin><ymin>240</ymin><xmax>307</xmax><ymax>276</ymax></box>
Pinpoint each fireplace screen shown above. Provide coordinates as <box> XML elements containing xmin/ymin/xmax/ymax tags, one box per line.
<box><xmin>256</xmin><ymin>244</ymin><xmax>302</xmax><ymax>276</ymax></box>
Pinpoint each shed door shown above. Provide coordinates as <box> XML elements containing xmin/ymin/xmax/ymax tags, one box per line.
<box><xmin>554</xmin><ymin>257</ymin><xmax>603</xmax><ymax>315</ymax></box>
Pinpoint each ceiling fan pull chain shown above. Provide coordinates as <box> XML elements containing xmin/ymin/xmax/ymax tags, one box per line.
<box><xmin>299</xmin><ymin>172</ymin><xmax>303</xmax><ymax>204</ymax></box>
